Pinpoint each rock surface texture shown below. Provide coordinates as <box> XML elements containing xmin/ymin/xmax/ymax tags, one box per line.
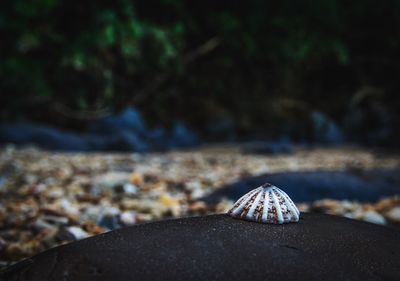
<box><xmin>1</xmin><ymin>213</ymin><xmax>400</xmax><ymax>281</ymax></box>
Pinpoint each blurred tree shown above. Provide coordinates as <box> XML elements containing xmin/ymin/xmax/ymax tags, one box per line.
<box><xmin>0</xmin><ymin>0</ymin><xmax>399</xmax><ymax>144</ymax></box>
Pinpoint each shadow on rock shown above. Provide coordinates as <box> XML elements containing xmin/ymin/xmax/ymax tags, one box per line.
<box><xmin>203</xmin><ymin>169</ymin><xmax>400</xmax><ymax>203</ymax></box>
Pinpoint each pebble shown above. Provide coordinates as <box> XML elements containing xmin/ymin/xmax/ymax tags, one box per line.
<box><xmin>66</xmin><ymin>226</ymin><xmax>89</xmax><ymax>240</ymax></box>
<box><xmin>190</xmin><ymin>188</ymin><xmax>206</xmax><ymax>200</ymax></box>
<box><xmin>58</xmin><ymin>199</ymin><xmax>80</xmax><ymax>217</ymax></box>
<box><xmin>120</xmin><ymin>211</ymin><xmax>137</xmax><ymax>226</ymax></box>
<box><xmin>130</xmin><ymin>173</ymin><xmax>143</xmax><ymax>186</ymax></box>
<box><xmin>47</xmin><ymin>187</ymin><xmax>65</xmax><ymax>199</ymax></box>
<box><xmin>374</xmin><ymin>196</ymin><xmax>400</xmax><ymax>212</ymax></box>
<box><xmin>385</xmin><ymin>207</ymin><xmax>400</xmax><ymax>223</ymax></box>
<box><xmin>93</xmin><ymin>172</ymin><xmax>131</xmax><ymax>190</ymax></box>
<box><xmin>159</xmin><ymin>194</ymin><xmax>182</xmax><ymax>217</ymax></box>
<box><xmin>123</xmin><ymin>183</ymin><xmax>138</xmax><ymax>195</ymax></box>
<box><xmin>81</xmin><ymin>221</ymin><xmax>105</xmax><ymax>235</ymax></box>
<box><xmin>214</xmin><ymin>199</ymin><xmax>234</xmax><ymax>213</ymax></box>
<box><xmin>30</xmin><ymin>219</ymin><xmax>55</xmax><ymax>232</ymax></box>
<box><xmin>97</xmin><ymin>212</ymin><xmax>120</xmax><ymax>230</ymax></box>
<box><xmin>361</xmin><ymin>211</ymin><xmax>386</xmax><ymax>225</ymax></box>
<box><xmin>41</xmin><ymin>215</ymin><xmax>69</xmax><ymax>226</ymax></box>
<box><xmin>188</xmin><ymin>201</ymin><xmax>207</xmax><ymax>214</ymax></box>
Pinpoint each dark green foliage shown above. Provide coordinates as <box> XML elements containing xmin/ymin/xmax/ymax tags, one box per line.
<box><xmin>1</xmin><ymin>0</ymin><xmax>399</xmax><ymax>143</ymax></box>
<box><xmin>1</xmin><ymin>0</ymin><xmax>184</xmax><ymax>115</ymax></box>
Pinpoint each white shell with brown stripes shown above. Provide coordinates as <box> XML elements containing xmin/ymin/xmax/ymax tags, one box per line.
<box><xmin>227</xmin><ymin>183</ymin><xmax>300</xmax><ymax>224</ymax></box>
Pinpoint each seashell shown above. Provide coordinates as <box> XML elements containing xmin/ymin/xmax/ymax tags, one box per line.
<box><xmin>228</xmin><ymin>183</ymin><xmax>300</xmax><ymax>224</ymax></box>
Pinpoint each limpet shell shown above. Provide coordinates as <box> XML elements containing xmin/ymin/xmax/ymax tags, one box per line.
<box><xmin>228</xmin><ymin>183</ymin><xmax>300</xmax><ymax>224</ymax></box>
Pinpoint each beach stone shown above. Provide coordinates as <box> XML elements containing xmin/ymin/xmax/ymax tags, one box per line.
<box><xmin>122</xmin><ymin>183</ymin><xmax>138</xmax><ymax>195</ymax></box>
<box><xmin>92</xmin><ymin>172</ymin><xmax>131</xmax><ymax>190</ymax></box>
<box><xmin>361</xmin><ymin>211</ymin><xmax>386</xmax><ymax>225</ymax></box>
<box><xmin>385</xmin><ymin>207</ymin><xmax>400</xmax><ymax>223</ymax></box>
<box><xmin>1</xmin><ymin>213</ymin><xmax>400</xmax><ymax>281</ymax></box>
<box><xmin>65</xmin><ymin>226</ymin><xmax>89</xmax><ymax>240</ymax></box>
<box><xmin>119</xmin><ymin>211</ymin><xmax>137</xmax><ymax>226</ymax></box>
<box><xmin>206</xmin><ymin>170</ymin><xmax>400</xmax><ymax>202</ymax></box>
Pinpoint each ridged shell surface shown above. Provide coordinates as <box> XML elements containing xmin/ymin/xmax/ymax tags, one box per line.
<box><xmin>228</xmin><ymin>183</ymin><xmax>300</xmax><ymax>224</ymax></box>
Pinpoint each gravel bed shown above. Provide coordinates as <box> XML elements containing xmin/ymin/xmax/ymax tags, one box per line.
<box><xmin>0</xmin><ymin>145</ymin><xmax>399</xmax><ymax>270</ymax></box>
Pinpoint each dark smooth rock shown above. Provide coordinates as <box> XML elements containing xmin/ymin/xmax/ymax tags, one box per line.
<box><xmin>90</xmin><ymin>107</ymin><xmax>147</xmax><ymax>135</ymax></box>
<box><xmin>168</xmin><ymin>122</ymin><xmax>199</xmax><ymax>149</ymax></box>
<box><xmin>2</xmin><ymin>213</ymin><xmax>400</xmax><ymax>281</ymax></box>
<box><xmin>0</xmin><ymin>110</ymin><xmax>198</xmax><ymax>152</ymax></box>
<box><xmin>204</xmin><ymin>169</ymin><xmax>400</xmax><ymax>202</ymax></box>
<box><xmin>0</xmin><ymin>122</ymin><xmax>146</xmax><ymax>152</ymax></box>
<box><xmin>311</xmin><ymin>111</ymin><xmax>344</xmax><ymax>144</ymax></box>
<box><xmin>0</xmin><ymin>123</ymin><xmax>91</xmax><ymax>151</ymax></box>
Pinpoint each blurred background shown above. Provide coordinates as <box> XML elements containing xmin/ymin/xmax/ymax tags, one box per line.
<box><xmin>0</xmin><ymin>0</ymin><xmax>399</xmax><ymax>269</ymax></box>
